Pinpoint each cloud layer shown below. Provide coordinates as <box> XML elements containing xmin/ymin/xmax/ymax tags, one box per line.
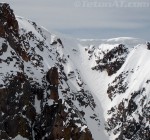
<box><xmin>4</xmin><ymin>0</ymin><xmax>150</xmax><ymax>40</ymax></box>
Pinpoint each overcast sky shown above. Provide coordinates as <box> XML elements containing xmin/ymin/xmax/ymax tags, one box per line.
<box><xmin>3</xmin><ymin>0</ymin><xmax>150</xmax><ymax>40</ymax></box>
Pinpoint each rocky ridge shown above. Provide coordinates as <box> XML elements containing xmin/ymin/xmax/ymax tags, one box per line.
<box><xmin>0</xmin><ymin>3</ymin><xmax>94</xmax><ymax>140</ymax></box>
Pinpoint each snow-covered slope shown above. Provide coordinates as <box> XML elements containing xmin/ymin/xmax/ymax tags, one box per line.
<box><xmin>60</xmin><ymin>36</ymin><xmax>149</xmax><ymax>140</ymax></box>
<box><xmin>0</xmin><ymin>3</ymin><xmax>149</xmax><ymax>140</ymax></box>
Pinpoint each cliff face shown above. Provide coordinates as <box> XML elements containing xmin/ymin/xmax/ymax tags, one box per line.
<box><xmin>0</xmin><ymin>3</ymin><xmax>18</xmax><ymax>37</ymax></box>
<box><xmin>0</xmin><ymin>3</ymin><xmax>93</xmax><ymax>140</ymax></box>
<box><xmin>0</xmin><ymin>3</ymin><xmax>149</xmax><ymax>140</ymax></box>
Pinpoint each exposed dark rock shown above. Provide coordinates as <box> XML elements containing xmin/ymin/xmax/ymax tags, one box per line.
<box><xmin>49</xmin><ymin>88</ymin><xmax>59</xmax><ymax>101</ymax></box>
<box><xmin>0</xmin><ymin>66</ymin><xmax>93</xmax><ymax>139</ymax></box>
<box><xmin>106</xmin><ymin>89</ymin><xmax>149</xmax><ymax>140</ymax></box>
<box><xmin>57</xmin><ymin>38</ymin><xmax>64</xmax><ymax>47</ymax></box>
<box><xmin>123</xmin><ymin>122</ymin><xmax>140</xmax><ymax>139</ymax></box>
<box><xmin>91</xmin><ymin>44</ymin><xmax>128</xmax><ymax>76</ymax></box>
<box><xmin>4</xmin><ymin>117</ymin><xmax>19</xmax><ymax>138</ymax></box>
<box><xmin>46</xmin><ymin>67</ymin><xmax>59</xmax><ymax>85</ymax></box>
<box><xmin>25</xmin><ymin>105</ymin><xmax>36</xmax><ymax>122</ymax></box>
<box><xmin>0</xmin><ymin>22</ymin><xmax>5</xmax><ymax>37</ymax></box>
<box><xmin>0</xmin><ymin>73</ymin><xmax>34</xmax><ymax>139</ymax></box>
<box><xmin>0</xmin><ymin>3</ymin><xmax>30</xmax><ymax>62</ymax></box>
<box><xmin>36</xmin><ymin>88</ymin><xmax>44</xmax><ymax>100</ymax></box>
<box><xmin>50</xmin><ymin>40</ymin><xmax>57</xmax><ymax>45</ymax></box>
<box><xmin>127</xmin><ymin>99</ymin><xmax>137</xmax><ymax>115</ymax></box>
<box><xmin>46</xmin><ymin>67</ymin><xmax>59</xmax><ymax>101</ymax></box>
<box><xmin>48</xmin><ymin>101</ymin><xmax>93</xmax><ymax>140</ymax></box>
<box><xmin>107</xmin><ymin>71</ymin><xmax>128</xmax><ymax>100</ymax></box>
<box><xmin>0</xmin><ymin>3</ymin><xmax>18</xmax><ymax>37</ymax></box>
<box><xmin>147</xmin><ymin>42</ymin><xmax>150</xmax><ymax>50</ymax></box>
<box><xmin>50</xmin><ymin>38</ymin><xmax>64</xmax><ymax>48</ymax></box>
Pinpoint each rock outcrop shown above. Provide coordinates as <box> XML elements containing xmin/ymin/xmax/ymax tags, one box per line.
<box><xmin>147</xmin><ymin>42</ymin><xmax>150</xmax><ymax>50</ymax></box>
<box><xmin>0</xmin><ymin>3</ymin><xmax>29</xmax><ymax>62</ymax></box>
<box><xmin>91</xmin><ymin>44</ymin><xmax>128</xmax><ymax>76</ymax></box>
<box><xmin>46</xmin><ymin>67</ymin><xmax>59</xmax><ymax>101</ymax></box>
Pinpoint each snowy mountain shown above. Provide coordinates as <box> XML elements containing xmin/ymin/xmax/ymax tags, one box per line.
<box><xmin>0</xmin><ymin>3</ymin><xmax>149</xmax><ymax>140</ymax></box>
